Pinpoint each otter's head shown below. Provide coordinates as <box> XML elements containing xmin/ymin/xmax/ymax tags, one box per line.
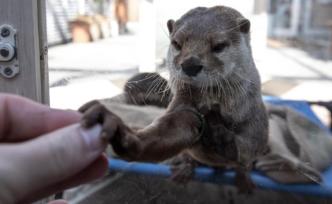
<box><xmin>166</xmin><ymin>6</ymin><xmax>252</xmax><ymax>88</ymax></box>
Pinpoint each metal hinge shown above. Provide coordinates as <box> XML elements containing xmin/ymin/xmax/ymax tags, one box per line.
<box><xmin>0</xmin><ymin>24</ymin><xmax>19</xmax><ymax>79</ymax></box>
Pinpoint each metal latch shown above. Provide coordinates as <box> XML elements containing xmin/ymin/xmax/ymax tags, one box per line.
<box><xmin>0</xmin><ymin>24</ymin><xmax>19</xmax><ymax>79</ymax></box>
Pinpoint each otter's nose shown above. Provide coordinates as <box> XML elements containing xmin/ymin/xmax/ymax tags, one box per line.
<box><xmin>181</xmin><ymin>57</ymin><xmax>203</xmax><ymax>77</ymax></box>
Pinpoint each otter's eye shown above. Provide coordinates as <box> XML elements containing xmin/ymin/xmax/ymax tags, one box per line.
<box><xmin>211</xmin><ymin>42</ymin><xmax>229</xmax><ymax>53</ymax></box>
<box><xmin>171</xmin><ymin>40</ymin><xmax>182</xmax><ymax>51</ymax></box>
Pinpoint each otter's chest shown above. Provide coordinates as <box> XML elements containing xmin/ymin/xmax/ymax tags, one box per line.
<box><xmin>196</xmin><ymin>93</ymin><xmax>238</xmax><ymax>111</ymax></box>
<box><xmin>187</xmin><ymin>105</ymin><xmax>241</xmax><ymax>167</ymax></box>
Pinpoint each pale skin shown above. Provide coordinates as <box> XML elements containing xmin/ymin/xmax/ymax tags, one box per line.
<box><xmin>0</xmin><ymin>94</ymin><xmax>108</xmax><ymax>204</ymax></box>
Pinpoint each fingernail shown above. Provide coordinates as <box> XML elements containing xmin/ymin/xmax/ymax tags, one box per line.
<box><xmin>79</xmin><ymin>124</ymin><xmax>104</xmax><ymax>150</ymax></box>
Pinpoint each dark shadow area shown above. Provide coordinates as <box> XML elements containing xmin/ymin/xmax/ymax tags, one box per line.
<box><xmin>79</xmin><ymin>173</ymin><xmax>331</xmax><ymax>204</ymax></box>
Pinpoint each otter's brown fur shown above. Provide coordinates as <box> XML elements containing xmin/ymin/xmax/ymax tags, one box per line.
<box><xmin>79</xmin><ymin>6</ymin><xmax>269</xmax><ymax>193</ymax></box>
<box><xmin>165</xmin><ymin>6</ymin><xmax>268</xmax><ymax>191</ymax></box>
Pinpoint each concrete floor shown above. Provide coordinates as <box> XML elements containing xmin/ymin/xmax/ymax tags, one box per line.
<box><xmin>48</xmin><ymin>34</ymin><xmax>139</xmax><ymax>110</ymax></box>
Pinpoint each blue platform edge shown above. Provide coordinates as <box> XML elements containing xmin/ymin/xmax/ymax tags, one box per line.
<box><xmin>108</xmin><ymin>97</ymin><xmax>332</xmax><ymax>197</ymax></box>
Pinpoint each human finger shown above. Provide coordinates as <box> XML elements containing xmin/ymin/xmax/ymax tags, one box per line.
<box><xmin>0</xmin><ymin>94</ymin><xmax>81</xmax><ymax>141</ymax></box>
<box><xmin>0</xmin><ymin>124</ymin><xmax>107</xmax><ymax>203</ymax></box>
<box><xmin>22</xmin><ymin>155</ymin><xmax>108</xmax><ymax>203</ymax></box>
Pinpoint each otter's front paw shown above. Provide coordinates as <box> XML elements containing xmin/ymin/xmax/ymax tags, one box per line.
<box><xmin>79</xmin><ymin>100</ymin><xmax>142</xmax><ymax>160</ymax></box>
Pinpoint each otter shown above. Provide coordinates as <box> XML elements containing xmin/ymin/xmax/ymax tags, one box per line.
<box><xmin>79</xmin><ymin>6</ymin><xmax>269</xmax><ymax>193</ymax></box>
<box><xmin>123</xmin><ymin>72</ymin><xmax>172</xmax><ymax>108</ymax></box>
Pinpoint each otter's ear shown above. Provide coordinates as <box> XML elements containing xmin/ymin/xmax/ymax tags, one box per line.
<box><xmin>237</xmin><ymin>18</ymin><xmax>250</xmax><ymax>33</ymax></box>
<box><xmin>167</xmin><ymin>19</ymin><xmax>175</xmax><ymax>34</ymax></box>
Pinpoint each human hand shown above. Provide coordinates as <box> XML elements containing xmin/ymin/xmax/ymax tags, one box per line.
<box><xmin>0</xmin><ymin>94</ymin><xmax>108</xmax><ymax>203</ymax></box>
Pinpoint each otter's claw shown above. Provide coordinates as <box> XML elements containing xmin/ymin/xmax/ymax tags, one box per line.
<box><xmin>79</xmin><ymin>100</ymin><xmax>142</xmax><ymax>159</ymax></box>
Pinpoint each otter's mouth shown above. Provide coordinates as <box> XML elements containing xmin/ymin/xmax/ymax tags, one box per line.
<box><xmin>177</xmin><ymin>73</ymin><xmax>195</xmax><ymax>82</ymax></box>
<box><xmin>177</xmin><ymin>75</ymin><xmax>203</xmax><ymax>87</ymax></box>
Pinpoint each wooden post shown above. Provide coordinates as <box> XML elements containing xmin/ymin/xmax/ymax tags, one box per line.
<box><xmin>0</xmin><ymin>0</ymin><xmax>49</xmax><ymax>104</ymax></box>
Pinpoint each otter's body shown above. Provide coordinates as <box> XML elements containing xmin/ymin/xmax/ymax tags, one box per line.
<box><xmin>164</xmin><ymin>6</ymin><xmax>268</xmax><ymax>178</ymax></box>
<box><xmin>80</xmin><ymin>6</ymin><xmax>269</xmax><ymax>193</ymax></box>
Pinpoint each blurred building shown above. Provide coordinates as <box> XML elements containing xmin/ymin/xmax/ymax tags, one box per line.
<box><xmin>267</xmin><ymin>0</ymin><xmax>332</xmax><ymax>60</ymax></box>
<box><xmin>46</xmin><ymin>0</ymin><xmax>113</xmax><ymax>45</ymax></box>
<box><xmin>46</xmin><ymin>0</ymin><xmax>140</xmax><ymax>45</ymax></box>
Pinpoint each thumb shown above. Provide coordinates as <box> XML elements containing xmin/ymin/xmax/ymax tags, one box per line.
<box><xmin>0</xmin><ymin>124</ymin><xmax>107</xmax><ymax>203</ymax></box>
